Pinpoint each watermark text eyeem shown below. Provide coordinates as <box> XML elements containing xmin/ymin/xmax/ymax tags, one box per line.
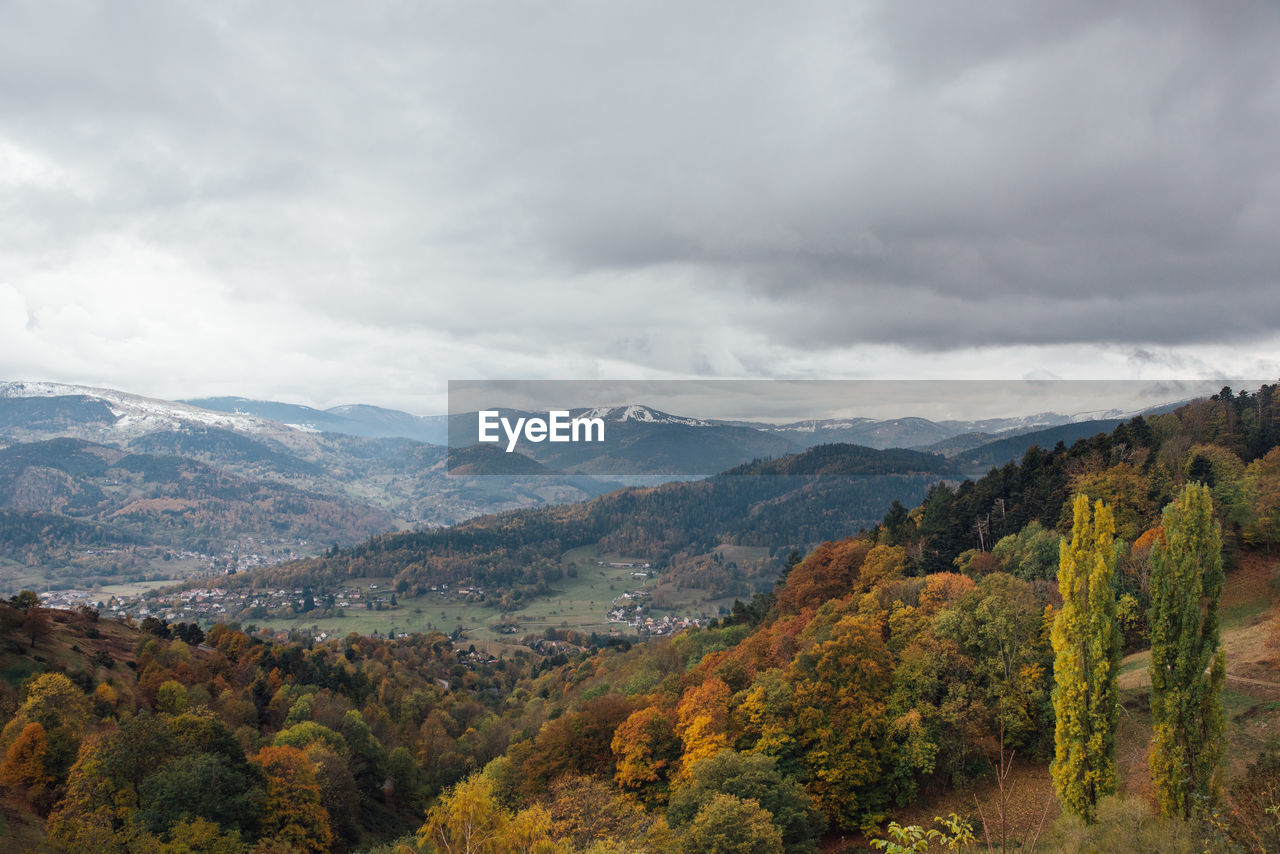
<box><xmin>478</xmin><ymin>410</ymin><xmax>605</xmax><ymax>453</ymax></box>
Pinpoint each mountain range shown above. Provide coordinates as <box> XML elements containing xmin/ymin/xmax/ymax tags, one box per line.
<box><xmin>0</xmin><ymin>379</ymin><xmax>1163</xmax><ymax>594</ymax></box>
<box><xmin>4</xmin><ymin>380</ymin><xmax>1166</xmax><ymax>461</ymax></box>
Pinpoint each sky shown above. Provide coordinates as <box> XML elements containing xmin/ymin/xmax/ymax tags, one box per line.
<box><xmin>2</xmin><ymin>1</ymin><xmax>1279</xmax><ymax>415</ymax></box>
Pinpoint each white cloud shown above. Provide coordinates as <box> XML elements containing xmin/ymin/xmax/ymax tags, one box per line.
<box><xmin>1</xmin><ymin>1</ymin><xmax>1278</xmax><ymax>413</ymax></box>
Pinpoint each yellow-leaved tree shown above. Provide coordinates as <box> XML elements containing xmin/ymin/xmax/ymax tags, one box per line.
<box><xmin>417</xmin><ymin>772</ymin><xmax>568</xmax><ymax>854</ymax></box>
<box><xmin>1051</xmin><ymin>494</ymin><xmax>1121</xmax><ymax>823</ymax></box>
<box><xmin>0</xmin><ymin>721</ymin><xmax>55</xmax><ymax>813</ymax></box>
<box><xmin>674</xmin><ymin>677</ymin><xmax>730</xmax><ymax>782</ymax></box>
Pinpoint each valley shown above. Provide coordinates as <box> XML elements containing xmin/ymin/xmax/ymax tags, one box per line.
<box><xmin>2</xmin><ymin>381</ymin><xmax>1190</xmax><ymax>649</ymax></box>
<box><xmin>3</xmin><ymin>382</ymin><xmax>1280</xmax><ymax>852</ymax></box>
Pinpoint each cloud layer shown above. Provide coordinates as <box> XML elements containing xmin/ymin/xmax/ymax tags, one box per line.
<box><xmin>2</xmin><ymin>1</ymin><xmax>1278</xmax><ymax>411</ymax></box>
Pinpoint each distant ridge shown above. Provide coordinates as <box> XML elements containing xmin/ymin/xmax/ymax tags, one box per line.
<box><xmin>948</xmin><ymin>418</ymin><xmax>1127</xmax><ymax>470</ymax></box>
<box><xmin>184</xmin><ymin>396</ymin><xmax>449</xmax><ymax>444</ymax></box>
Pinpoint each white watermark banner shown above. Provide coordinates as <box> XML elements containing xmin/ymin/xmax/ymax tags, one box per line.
<box><xmin>446</xmin><ymin>379</ymin><xmax>1258</xmax><ymax>476</ymax></box>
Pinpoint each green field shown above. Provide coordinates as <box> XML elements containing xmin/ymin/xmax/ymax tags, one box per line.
<box><xmin>506</xmin><ymin>545</ymin><xmax>655</xmax><ymax>638</ymax></box>
<box><xmin>256</xmin><ymin>586</ymin><xmax>496</xmax><ymax>639</ymax></box>
<box><xmin>250</xmin><ymin>542</ymin><xmax>769</xmax><ymax>649</ymax></box>
<box><xmin>253</xmin><ymin>545</ymin><xmax>666</xmax><ymax>646</ymax></box>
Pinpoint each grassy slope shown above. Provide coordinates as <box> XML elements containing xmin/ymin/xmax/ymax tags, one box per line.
<box><xmin>1116</xmin><ymin>551</ymin><xmax>1280</xmax><ymax>787</ymax></box>
<box><xmin>872</xmin><ymin>552</ymin><xmax>1280</xmax><ymax>851</ymax></box>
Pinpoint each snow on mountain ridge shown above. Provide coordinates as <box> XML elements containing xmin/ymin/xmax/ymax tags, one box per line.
<box><xmin>575</xmin><ymin>404</ymin><xmax>711</xmax><ymax>427</ymax></box>
<box><xmin>1</xmin><ymin>380</ymin><xmax>294</xmax><ymax>435</ymax></box>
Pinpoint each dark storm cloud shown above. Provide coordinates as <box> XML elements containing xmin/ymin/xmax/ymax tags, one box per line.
<box><xmin>1</xmin><ymin>0</ymin><xmax>1278</xmax><ymax>408</ymax></box>
<box><xmin>511</xmin><ymin>1</ymin><xmax>1280</xmax><ymax>346</ymax></box>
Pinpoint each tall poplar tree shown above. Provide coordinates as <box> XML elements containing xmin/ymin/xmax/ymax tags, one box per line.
<box><xmin>1149</xmin><ymin>481</ymin><xmax>1226</xmax><ymax>818</ymax></box>
<box><xmin>1051</xmin><ymin>494</ymin><xmax>1121</xmax><ymax>823</ymax></box>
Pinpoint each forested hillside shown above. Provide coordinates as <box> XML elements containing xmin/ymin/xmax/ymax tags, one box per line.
<box><xmin>222</xmin><ymin>443</ymin><xmax>953</xmax><ymax>605</ymax></box>
<box><xmin>0</xmin><ymin>438</ymin><xmax>395</xmax><ymax>587</ymax></box>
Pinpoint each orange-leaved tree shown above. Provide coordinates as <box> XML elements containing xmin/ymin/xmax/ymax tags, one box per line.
<box><xmin>675</xmin><ymin>677</ymin><xmax>731</xmax><ymax>781</ymax></box>
<box><xmin>0</xmin><ymin>721</ymin><xmax>55</xmax><ymax>813</ymax></box>
<box><xmin>611</xmin><ymin>705</ymin><xmax>681</xmax><ymax>804</ymax></box>
<box><xmin>254</xmin><ymin>745</ymin><xmax>333</xmax><ymax>854</ymax></box>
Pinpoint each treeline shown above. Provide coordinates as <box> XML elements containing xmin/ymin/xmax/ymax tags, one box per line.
<box><xmin>129</xmin><ymin>427</ymin><xmax>327</xmax><ymax>478</ymax></box>
<box><xmin>878</xmin><ymin>384</ymin><xmax>1280</xmax><ymax>576</ymax></box>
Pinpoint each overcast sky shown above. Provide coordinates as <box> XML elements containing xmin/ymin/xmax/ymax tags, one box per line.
<box><xmin>2</xmin><ymin>1</ymin><xmax>1279</xmax><ymax>414</ymax></box>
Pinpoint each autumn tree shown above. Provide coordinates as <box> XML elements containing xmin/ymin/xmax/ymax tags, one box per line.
<box><xmin>666</xmin><ymin>750</ymin><xmax>824</xmax><ymax>853</ymax></box>
<box><xmin>945</xmin><ymin>573</ymin><xmax>1053</xmax><ymax>735</ymax></box>
<box><xmin>679</xmin><ymin>793</ymin><xmax>784</xmax><ymax>854</ymax></box>
<box><xmin>161</xmin><ymin>817</ymin><xmax>246</xmax><ymax>854</ymax></box>
<box><xmin>787</xmin><ymin>610</ymin><xmax>894</xmax><ymax>829</ymax></box>
<box><xmin>9</xmin><ymin>590</ymin><xmax>40</xmax><ymax>611</ymax></box>
<box><xmin>419</xmin><ymin>773</ymin><xmax>508</xmax><ymax>854</ymax></box>
<box><xmin>522</xmin><ymin>693</ymin><xmax>633</xmax><ymax>791</ymax></box>
<box><xmin>611</xmin><ymin>706</ymin><xmax>681</xmax><ymax>804</ymax></box>
<box><xmin>1051</xmin><ymin>494</ymin><xmax>1121</xmax><ymax>823</ymax></box>
<box><xmin>1148</xmin><ymin>482</ymin><xmax>1225</xmax><ymax>818</ymax></box>
<box><xmin>776</xmin><ymin>539</ymin><xmax>871</xmax><ymax>613</ymax></box>
<box><xmin>254</xmin><ymin>745</ymin><xmax>332</xmax><ymax>854</ymax></box>
<box><xmin>1243</xmin><ymin>447</ymin><xmax>1280</xmax><ymax>549</ymax></box>
<box><xmin>1</xmin><ymin>672</ymin><xmax>91</xmax><ymax>789</ymax></box>
<box><xmin>542</xmin><ymin>774</ymin><xmax>674</xmax><ymax>852</ymax></box>
<box><xmin>47</xmin><ymin>711</ymin><xmax>264</xmax><ymax>849</ymax></box>
<box><xmin>156</xmin><ymin>680</ymin><xmax>191</xmax><ymax>715</ymax></box>
<box><xmin>0</xmin><ymin>721</ymin><xmax>55</xmax><ymax>813</ymax></box>
<box><xmin>22</xmin><ymin>605</ymin><xmax>52</xmax><ymax>649</ymax></box>
<box><xmin>417</xmin><ymin>773</ymin><xmax>568</xmax><ymax>854</ymax></box>
<box><xmin>304</xmin><ymin>743</ymin><xmax>362</xmax><ymax>847</ymax></box>
<box><xmin>675</xmin><ymin>677</ymin><xmax>731</xmax><ymax>781</ymax></box>
<box><xmin>46</xmin><ymin>732</ymin><xmax>145</xmax><ymax>852</ymax></box>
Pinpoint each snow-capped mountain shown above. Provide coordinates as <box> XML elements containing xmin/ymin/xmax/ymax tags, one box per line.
<box><xmin>572</xmin><ymin>404</ymin><xmax>712</xmax><ymax>427</ymax></box>
<box><xmin>1</xmin><ymin>382</ymin><xmax>457</xmax><ymax>447</ymax></box>
<box><xmin>1</xmin><ymin>381</ymin><xmax>295</xmax><ymax>438</ymax></box>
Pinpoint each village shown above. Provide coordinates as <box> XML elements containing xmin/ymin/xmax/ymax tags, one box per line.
<box><xmin>24</xmin><ymin>545</ymin><xmax>726</xmax><ymax>647</ymax></box>
<box><xmin>37</xmin><ymin>579</ymin><xmax>418</xmax><ymax>627</ymax></box>
<box><xmin>606</xmin><ymin>587</ymin><xmax>705</xmax><ymax>637</ymax></box>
